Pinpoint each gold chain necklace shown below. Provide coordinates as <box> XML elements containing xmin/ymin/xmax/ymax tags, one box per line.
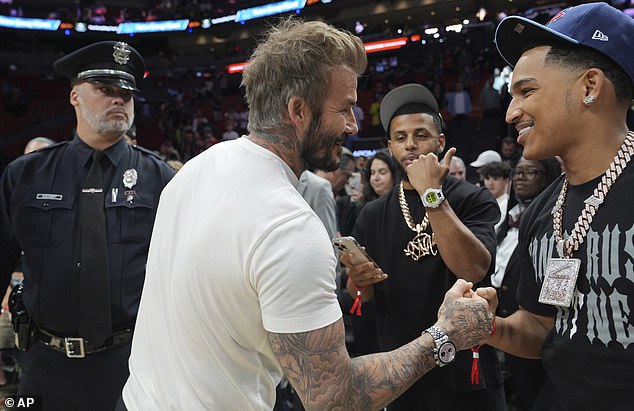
<box><xmin>552</xmin><ymin>131</ymin><xmax>634</xmax><ymax>257</ymax></box>
<box><xmin>539</xmin><ymin>131</ymin><xmax>634</xmax><ymax>307</ymax></box>
<box><xmin>399</xmin><ymin>182</ymin><xmax>437</xmax><ymax>261</ymax></box>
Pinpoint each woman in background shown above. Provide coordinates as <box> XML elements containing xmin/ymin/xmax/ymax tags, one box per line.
<box><xmin>362</xmin><ymin>151</ymin><xmax>399</xmax><ymax>203</ymax></box>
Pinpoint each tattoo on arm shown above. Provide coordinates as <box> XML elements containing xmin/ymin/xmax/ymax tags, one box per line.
<box><xmin>437</xmin><ymin>298</ymin><xmax>493</xmax><ymax>350</ymax></box>
<box><xmin>267</xmin><ymin>319</ymin><xmax>437</xmax><ymax>410</ymax></box>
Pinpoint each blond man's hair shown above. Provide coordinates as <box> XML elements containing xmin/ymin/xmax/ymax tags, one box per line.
<box><xmin>241</xmin><ymin>18</ymin><xmax>367</xmax><ymax>136</ymax></box>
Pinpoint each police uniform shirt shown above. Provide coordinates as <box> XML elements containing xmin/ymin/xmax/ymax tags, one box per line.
<box><xmin>0</xmin><ymin>134</ymin><xmax>175</xmax><ymax>335</ymax></box>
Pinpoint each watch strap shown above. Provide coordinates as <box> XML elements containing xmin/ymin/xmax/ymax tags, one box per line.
<box><xmin>423</xmin><ymin>325</ymin><xmax>454</xmax><ymax>367</ymax></box>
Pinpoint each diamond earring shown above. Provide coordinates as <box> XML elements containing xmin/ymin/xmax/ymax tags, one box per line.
<box><xmin>583</xmin><ymin>95</ymin><xmax>595</xmax><ymax>105</ymax></box>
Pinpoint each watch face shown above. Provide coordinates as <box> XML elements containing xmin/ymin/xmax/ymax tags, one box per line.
<box><xmin>438</xmin><ymin>341</ymin><xmax>456</xmax><ymax>364</ymax></box>
<box><xmin>425</xmin><ymin>191</ymin><xmax>439</xmax><ymax>204</ymax></box>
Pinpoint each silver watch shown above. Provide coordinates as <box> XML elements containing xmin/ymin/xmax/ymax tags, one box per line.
<box><xmin>424</xmin><ymin>325</ymin><xmax>456</xmax><ymax>367</ymax></box>
<box><xmin>421</xmin><ymin>188</ymin><xmax>445</xmax><ymax>208</ymax></box>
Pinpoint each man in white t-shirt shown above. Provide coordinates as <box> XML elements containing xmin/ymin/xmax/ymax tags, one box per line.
<box><xmin>120</xmin><ymin>18</ymin><xmax>494</xmax><ymax>411</ymax></box>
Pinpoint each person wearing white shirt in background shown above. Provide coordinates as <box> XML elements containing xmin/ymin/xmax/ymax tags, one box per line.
<box><xmin>478</xmin><ymin>161</ymin><xmax>511</xmax><ymax>232</ymax></box>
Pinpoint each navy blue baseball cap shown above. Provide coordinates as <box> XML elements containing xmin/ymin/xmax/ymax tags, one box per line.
<box><xmin>495</xmin><ymin>2</ymin><xmax>634</xmax><ymax>87</ymax></box>
<box><xmin>54</xmin><ymin>41</ymin><xmax>145</xmax><ymax>92</ymax></box>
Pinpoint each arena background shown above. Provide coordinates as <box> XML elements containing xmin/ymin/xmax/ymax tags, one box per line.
<box><xmin>1</xmin><ymin>0</ymin><xmax>633</xmax><ymax>167</ymax></box>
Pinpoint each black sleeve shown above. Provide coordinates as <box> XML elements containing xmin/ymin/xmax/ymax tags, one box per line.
<box><xmin>515</xmin><ymin>181</ymin><xmax>562</xmax><ymax>317</ymax></box>
<box><xmin>447</xmin><ymin>181</ymin><xmax>500</xmax><ymax>275</ymax></box>
<box><xmin>0</xmin><ymin>164</ymin><xmax>24</xmax><ymax>292</ymax></box>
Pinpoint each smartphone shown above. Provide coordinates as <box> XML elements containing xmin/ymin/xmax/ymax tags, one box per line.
<box><xmin>332</xmin><ymin>236</ymin><xmax>375</xmax><ymax>265</ymax></box>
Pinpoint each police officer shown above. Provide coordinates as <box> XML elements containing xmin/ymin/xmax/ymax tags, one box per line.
<box><xmin>0</xmin><ymin>41</ymin><xmax>175</xmax><ymax>410</ymax></box>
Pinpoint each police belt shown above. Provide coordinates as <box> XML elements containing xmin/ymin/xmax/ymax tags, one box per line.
<box><xmin>37</xmin><ymin>328</ymin><xmax>133</xmax><ymax>359</ymax></box>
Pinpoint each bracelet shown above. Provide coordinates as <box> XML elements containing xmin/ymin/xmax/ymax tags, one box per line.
<box><xmin>470</xmin><ymin>319</ymin><xmax>497</xmax><ymax>385</ymax></box>
<box><xmin>348</xmin><ymin>279</ymin><xmax>363</xmax><ymax>317</ymax></box>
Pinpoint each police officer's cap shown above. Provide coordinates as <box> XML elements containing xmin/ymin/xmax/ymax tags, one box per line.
<box><xmin>54</xmin><ymin>41</ymin><xmax>145</xmax><ymax>92</ymax></box>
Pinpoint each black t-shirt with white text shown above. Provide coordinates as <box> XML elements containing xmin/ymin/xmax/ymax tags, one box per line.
<box><xmin>518</xmin><ymin>167</ymin><xmax>634</xmax><ymax>410</ymax></box>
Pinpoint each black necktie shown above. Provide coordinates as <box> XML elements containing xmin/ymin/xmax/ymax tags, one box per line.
<box><xmin>79</xmin><ymin>151</ymin><xmax>111</xmax><ymax>346</ymax></box>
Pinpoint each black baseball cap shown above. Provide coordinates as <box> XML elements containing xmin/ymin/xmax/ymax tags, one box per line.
<box><xmin>379</xmin><ymin>83</ymin><xmax>440</xmax><ymax>133</ymax></box>
<box><xmin>54</xmin><ymin>41</ymin><xmax>145</xmax><ymax>92</ymax></box>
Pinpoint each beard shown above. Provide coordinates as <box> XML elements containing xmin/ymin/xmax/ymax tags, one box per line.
<box><xmin>300</xmin><ymin>114</ymin><xmax>345</xmax><ymax>172</ymax></box>
<box><xmin>78</xmin><ymin>94</ymin><xmax>133</xmax><ymax>137</ymax></box>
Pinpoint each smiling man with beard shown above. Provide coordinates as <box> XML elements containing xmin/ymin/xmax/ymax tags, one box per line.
<box><xmin>343</xmin><ymin>83</ymin><xmax>505</xmax><ymax>411</ymax></box>
<box><xmin>121</xmin><ymin>19</ymin><xmax>495</xmax><ymax>411</ymax></box>
<box><xmin>0</xmin><ymin>41</ymin><xmax>175</xmax><ymax>410</ymax></box>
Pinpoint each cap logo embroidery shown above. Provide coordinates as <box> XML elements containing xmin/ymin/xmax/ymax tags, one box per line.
<box><xmin>113</xmin><ymin>42</ymin><xmax>131</xmax><ymax>65</ymax></box>
<box><xmin>513</xmin><ymin>23</ymin><xmax>526</xmax><ymax>34</ymax></box>
<box><xmin>548</xmin><ymin>10</ymin><xmax>566</xmax><ymax>24</ymax></box>
<box><xmin>591</xmin><ymin>30</ymin><xmax>609</xmax><ymax>41</ymax></box>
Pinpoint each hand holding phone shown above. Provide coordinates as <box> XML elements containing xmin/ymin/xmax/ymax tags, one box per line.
<box><xmin>333</xmin><ymin>236</ymin><xmax>375</xmax><ymax>266</ymax></box>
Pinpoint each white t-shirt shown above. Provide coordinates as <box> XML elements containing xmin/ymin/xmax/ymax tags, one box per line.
<box><xmin>122</xmin><ymin>137</ymin><xmax>341</xmax><ymax>411</ymax></box>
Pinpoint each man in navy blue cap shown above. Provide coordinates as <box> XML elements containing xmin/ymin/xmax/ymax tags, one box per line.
<box><xmin>0</xmin><ymin>41</ymin><xmax>174</xmax><ymax>410</ymax></box>
<box><xmin>476</xmin><ymin>3</ymin><xmax>634</xmax><ymax>410</ymax></box>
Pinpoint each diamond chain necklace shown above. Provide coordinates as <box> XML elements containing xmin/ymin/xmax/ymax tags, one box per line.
<box><xmin>552</xmin><ymin>131</ymin><xmax>634</xmax><ymax>257</ymax></box>
<box><xmin>398</xmin><ymin>182</ymin><xmax>437</xmax><ymax>261</ymax></box>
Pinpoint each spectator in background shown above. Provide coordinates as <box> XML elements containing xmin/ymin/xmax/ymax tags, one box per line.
<box><xmin>500</xmin><ymin>136</ymin><xmax>522</xmax><ymax>169</ymax></box>
<box><xmin>158</xmin><ymin>140</ymin><xmax>180</xmax><ymax>162</ymax></box>
<box><xmin>344</xmin><ymin>150</ymin><xmax>400</xmax><ymax>358</ymax></box>
<box><xmin>316</xmin><ymin>150</ymin><xmax>362</xmax><ymax>237</ymax></box>
<box><xmin>221</xmin><ymin>119</ymin><xmax>239</xmax><ymax>141</ymax></box>
<box><xmin>470</xmin><ymin>149</ymin><xmax>503</xmax><ymax>185</ymax></box>
<box><xmin>446</xmin><ymin>82</ymin><xmax>472</xmax><ymax>119</ymax></box>
<box><xmin>449</xmin><ymin>155</ymin><xmax>467</xmax><ymax>181</ymax></box>
<box><xmin>346</xmin><ymin>103</ymin><xmax>365</xmax><ymax>149</ymax></box>
<box><xmin>354</xmin><ymin>154</ymin><xmax>367</xmax><ymax>173</ymax></box>
<box><xmin>362</xmin><ymin>150</ymin><xmax>398</xmax><ymax>203</ymax></box>
<box><xmin>446</xmin><ymin>82</ymin><xmax>474</xmax><ymax>160</ymax></box>
<box><xmin>23</xmin><ymin>137</ymin><xmax>55</xmax><ymax>154</ymax></box>
<box><xmin>480</xmin><ymin>76</ymin><xmax>502</xmax><ymax>119</ymax></box>
<box><xmin>369</xmin><ymin>91</ymin><xmax>385</xmax><ymax>136</ymax></box>
<box><xmin>297</xmin><ymin>170</ymin><xmax>337</xmax><ymax>242</ymax></box>
<box><xmin>191</xmin><ymin>108</ymin><xmax>209</xmax><ymax>134</ymax></box>
<box><xmin>478</xmin><ymin>161</ymin><xmax>512</xmax><ymax>232</ymax></box>
<box><xmin>492</xmin><ymin>157</ymin><xmax>561</xmax><ymax>411</ymax></box>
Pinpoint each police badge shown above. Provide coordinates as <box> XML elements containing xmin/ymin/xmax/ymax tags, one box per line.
<box><xmin>123</xmin><ymin>169</ymin><xmax>137</xmax><ymax>189</ymax></box>
<box><xmin>123</xmin><ymin>169</ymin><xmax>138</xmax><ymax>204</ymax></box>
<box><xmin>113</xmin><ymin>42</ymin><xmax>131</xmax><ymax>65</ymax></box>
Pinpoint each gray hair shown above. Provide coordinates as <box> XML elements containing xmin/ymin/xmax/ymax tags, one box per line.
<box><xmin>241</xmin><ymin>18</ymin><xmax>367</xmax><ymax>136</ymax></box>
<box><xmin>24</xmin><ymin>137</ymin><xmax>55</xmax><ymax>154</ymax></box>
<box><xmin>451</xmin><ymin>156</ymin><xmax>465</xmax><ymax>169</ymax></box>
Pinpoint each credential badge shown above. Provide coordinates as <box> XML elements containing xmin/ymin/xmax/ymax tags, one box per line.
<box><xmin>123</xmin><ymin>168</ymin><xmax>138</xmax><ymax>189</ymax></box>
<box><xmin>113</xmin><ymin>42</ymin><xmax>131</xmax><ymax>65</ymax></box>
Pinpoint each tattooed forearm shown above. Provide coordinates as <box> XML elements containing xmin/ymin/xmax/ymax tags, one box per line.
<box><xmin>267</xmin><ymin>320</ymin><xmax>437</xmax><ymax>410</ymax></box>
<box><xmin>266</xmin><ymin>280</ymin><xmax>493</xmax><ymax>410</ymax></box>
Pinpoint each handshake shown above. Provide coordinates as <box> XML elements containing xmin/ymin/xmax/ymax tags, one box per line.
<box><xmin>435</xmin><ymin>279</ymin><xmax>497</xmax><ymax>351</ymax></box>
<box><xmin>342</xmin><ymin>250</ymin><xmax>497</xmax><ymax>351</ymax></box>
